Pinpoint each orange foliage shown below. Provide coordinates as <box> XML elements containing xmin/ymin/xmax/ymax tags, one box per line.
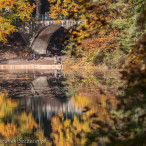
<box><xmin>79</xmin><ymin>32</ymin><xmax>118</xmax><ymax>52</ymax></box>
<box><xmin>0</xmin><ymin>0</ymin><xmax>35</xmax><ymax>43</ymax></box>
<box><xmin>18</xmin><ymin>112</ymin><xmax>38</xmax><ymax>134</ymax></box>
<box><xmin>0</xmin><ymin>123</ymin><xmax>18</xmax><ymax>138</ymax></box>
<box><xmin>0</xmin><ymin>92</ymin><xmax>40</xmax><ymax>140</ymax></box>
<box><xmin>48</xmin><ymin>0</ymin><xmax>116</xmax><ymax>42</ymax></box>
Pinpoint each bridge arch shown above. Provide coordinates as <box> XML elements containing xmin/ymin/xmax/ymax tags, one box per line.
<box><xmin>19</xmin><ymin>20</ymin><xmax>81</xmax><ymax>54</ymax></box>
<box><xmin>31</xmin><ymin>24</ymin><xmax>65</xmax><ymax>54</ymax></box>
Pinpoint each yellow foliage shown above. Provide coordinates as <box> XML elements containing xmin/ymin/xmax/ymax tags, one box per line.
<box><xmin>0</xmin><ymin>92</ymin><xmax>19</xmax><ymax>138</ymax></box>
<box><xmin>51</xmin><ymin>113</ymin><xmax>91</xmax><ymax>146</ymax></box>
<box><xmin>0</xmin><ymin>92</ymin><xmax>18</xmax><ymax>119</ymax></box>
<box><xmin>48</xmin><ymin>0</ymin><xmax>113</xmax><ymax>42</ymax></box>
<box><xmin>18</xmin><ymin>112</ymin><xmax>38</xmax><ymax>134</ymax></box>
<box><xmin>0</xmin><ymin>91</ymin><xmax>50</xmax><ymax>143</ymax></box>
<box><xmin>0</xmin><ymin>122</ymin><xmax>18</xmax><ymax>138</ymax></box>
<box><xmin>73</xmin><ymin>94</ymin><xmax>93</xmax><ymax>108</ymax></box>
<box><xmin>0</xmin><ymin>0</ymin><xmax>35</xmax><ymax>43</ymax></box>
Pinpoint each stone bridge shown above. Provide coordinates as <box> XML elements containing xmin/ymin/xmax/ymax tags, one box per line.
<box><xmin>18</xmin><ymin>20</ymin><xmax>81</xmax><ymax>54</ymax></box>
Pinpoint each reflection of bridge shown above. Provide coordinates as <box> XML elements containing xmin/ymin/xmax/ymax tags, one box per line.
<box><xmin>29</xmin><ymin>76</ymin><xmax>82</xmax><ymax>114</ymax></box>
<box><xmin>0</xmin><ymin>70</ymin><xmax>82</xmax><ymax>114</ymax></box>
<box><xmin>0</xmin><ymin>70</ymin><xmax>82</xmax><ymax>118</ymax></box>
<box><xmin>20</xmin><ymin>95</ymin><xmax>82</xmax><ymax>132</ymax></box>
<box><xmin>21</xmin><ymin>96</ymin><xmax>82</xmax><ymax>114</ymax></box>
<box><xmin>19</xmin><ymin>74</ymin><xmax>82</xmax><ymax>130</ymax></box>
<box><xmin>4</xmin><ymin>71</ymin><xmax>81</xmax><ymax>115</ymax></box>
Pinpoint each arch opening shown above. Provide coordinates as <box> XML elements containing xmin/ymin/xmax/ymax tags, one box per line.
<box><xmin>31</xmin><ymin>24</ymin><xmax>67</xmax><ymax>56</ymax></box>
<box><xmin>46</xmin><ymin>26</ymin><xmax>66</xmax><ymax>56</ymax></box>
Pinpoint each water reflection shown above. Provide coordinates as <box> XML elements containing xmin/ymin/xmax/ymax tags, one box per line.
<box><xmin>0</xmin><ymin>69</ymin><xmax>124</xmax><ymax>145</ymax></box>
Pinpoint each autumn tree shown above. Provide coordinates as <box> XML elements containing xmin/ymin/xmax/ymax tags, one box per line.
<box><xmin>86</xmin><ymin>7</ymin><xmax>146</xmax><ymax>145</ymax></box>
<box><xmin>48</xmin><ymin>0</ymin><xmax>145</xmax><ymax>67</ymax></box>
<box><xmin>48</xmin><ymin>0</ymin><xmax>123</xmax><ymax>66</ymax></box>
<box><xmin>49</xmin><ymin>0</ymin><xmax>114</xmax><ymax>42</ymax></box>
<box><xmin>0</xmin><ymin>0</ymin><xmax>35</xmax><ymax>43</ymax></box>
<box><xmin>108</xmin><ymin>0</ymin><xmax>145</xmax><ymax>53</ymax></box>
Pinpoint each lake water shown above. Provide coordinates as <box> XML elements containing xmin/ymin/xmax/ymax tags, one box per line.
<box><xmin>0</xmin><ymin>69</ymin><xmax>124</xmax><ymax>145</ymax></box>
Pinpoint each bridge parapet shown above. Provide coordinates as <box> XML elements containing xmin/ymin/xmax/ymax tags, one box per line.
<box><xmin>19</xmin><ymin>20</ymin><xmax>81</xmax><ymax>47</ymax></box>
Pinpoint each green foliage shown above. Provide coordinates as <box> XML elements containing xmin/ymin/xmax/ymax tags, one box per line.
<box><xmin>110</xmin><ymin>0</ymin><xmax>145</xmax><ymax>52</ymax></box>
<box><xmin>62</xmin><ymin>38</ymin><xmax>78</xmax><ymax>57</ymax></box>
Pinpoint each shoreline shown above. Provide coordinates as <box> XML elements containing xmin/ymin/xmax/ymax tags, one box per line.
<box><xmin>0</xmin><ymin>64</ymin><xmax>63</xmax><ymax>70</ymax></box>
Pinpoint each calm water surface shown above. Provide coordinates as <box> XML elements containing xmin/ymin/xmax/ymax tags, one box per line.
<box><xmin>0</xmin><ymin>69</ymin><xmax>123</xmax><ymax>145</ymax></box>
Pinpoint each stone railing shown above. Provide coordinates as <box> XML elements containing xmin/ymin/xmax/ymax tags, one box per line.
<box><xmin>18</xmin><ymin>20</ymin><xmax>81</xmax><ymax>46</ymax></box>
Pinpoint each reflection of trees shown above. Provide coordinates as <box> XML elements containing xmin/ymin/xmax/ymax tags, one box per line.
<box><xmin>51</xmin><ymin>70</ymin><xmax>118</xmax><ymax>145</ymax></box>
<box><xmin>51</xmin><ymin>113</ymin><xmax>91</xmax><ymax>146</ymax></box>
<box><xmin>62</xmin><ymin>70</ymin><xmax>101</xmax><ymax>98</ymax></box>
<box><xmin>51</xmin><ymin>56</ymin><xmax>145</xmax><ymax>145</ymax></box>
<box><xmin>47</xmin><ymin>72</ymin><xmax>67</xmax><ymax>99</ymax></box>
<box><xmin>0</xmin><ymin>92</ymin><xmax>18</xmax><ymax>138</ymax></box>
<box><xmin>63</xmin><ymin>69</ymin><xmax>123</xmax><ymax>97</ymax></box>
<box><xmin>50</xmin><ymin>92</ymin><xmax>117</xmax><ymax>145</ymax></box>
<box><xmin>0</xmin><ymin>92</ymin><xmax>51</xmax><ymax>145</ymax></box>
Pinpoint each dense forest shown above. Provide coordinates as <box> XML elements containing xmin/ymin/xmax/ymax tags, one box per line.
<box><xmin>48</xmin><ymin>0</ymin><xmax>145</xmax><ymax>67</ymax></box>
<box><xmin>0</xmin><ymin>0</ymin><xmax>145</xmax><ymax>68</ymax></box>
<box><xmin>0</xmin><ymin>0</ymin><xmax>145</xmax><ymax>145</ymax></box>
